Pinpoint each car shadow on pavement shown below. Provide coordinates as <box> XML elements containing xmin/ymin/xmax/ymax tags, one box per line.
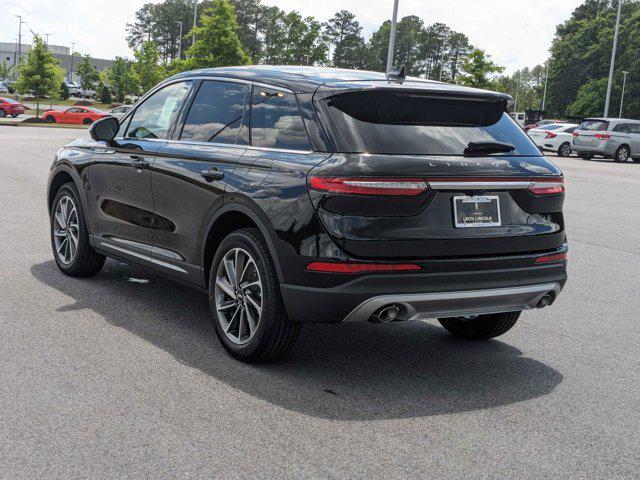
<box><xmin>32</xmin><ymin>259</ymin><xmax>563</xmax><ymax>421</ymax></box>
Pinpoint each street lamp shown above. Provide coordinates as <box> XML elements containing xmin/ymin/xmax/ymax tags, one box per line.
<box><xmin>175</xmin><ymin>21</ymin><xmax>183</xmax><ymax>59</ymax></box>
<box><xmin>604</xmin><ymin>0</ymin><xmax>623</xmax><ymax>118</ymax></box>
<box><xmin>385</xmin><ymin>0</ymin><xmax>400</xmax><ymax>73</ymax></box>
<box><xmin>438</xmin><ymin>38</ymin><xmax>447</xmax><ymax>82</ymax></box>
<box><xmin>513</xmin><ymin>73</ymin><xmax>520</xmax><ymax>114</ymax></box>
<box><xmin>14</xmin><ymin>15</ymin><xmax>26</xmax><ymax>69</ymax></box>
<box><xmin>68</xmin><ymin>42</ymin><xmax>77</xmax><ymax>83</ymax></box>
<box><xmin>619</xmin><ymin>71</ymin><xmax>629</xmax><ymax>118</ymax></box>
<box><xmin>541</xmin><ymin>60</ymin><xmax>550</xmax><ymax>111</ymax></box>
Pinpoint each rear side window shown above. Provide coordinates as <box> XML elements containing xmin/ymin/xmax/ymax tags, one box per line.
<box><xmin>578</xmin><ymin>120</ymin><xmax>610</xmax><ymax>131</ymax></box>
<box><xmin>613</xmin><ymin>123</ymin><xmax>629</xmax><ymax>133</ymax></box>
<box><xmin>125</xmin><ymin>81</ymin><xmax>192</xmax><ymax>140</ymax></box>
<box><xmin>321</xmin><ymin>91</ymin><xmax>541</xmax><ymax>156</ymax></box>
<box><xmin>250</xmin><ymin>87</ymin><xmax>311</xmax><ymax>151</ymax></box>
<box><xmin>180</xmin><ymin>80</ymin><xmax>249</xmax><ymax>144</ymax></box>
<box><xmin>565</xmin><ymin>126</ymin><xmax>577</xmax><ymax>134</ymax></box>
<box><xmin>629</xmin><ymin>124</ymin><xmax>640</xmax><ymax>134</ymax></box>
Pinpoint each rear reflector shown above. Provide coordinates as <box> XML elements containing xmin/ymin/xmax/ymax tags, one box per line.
<box><xmin>306</xmin><ymin>261</ymin><xmax>422</xmax><ymax>273</ymax></box>
<box><xmin>535</xmin><ymin>252</ymin><xmax>567</xmax><ymax>263</ymax></box>
<box><xmin>309</xmin><ymin>177</ymin><xmax>428</xmax><ymax>196</ymax></box>
<box><xmin>528</xmin><ymin>178</ymin><xmax>564</xmax><ymax>195</ymax></box>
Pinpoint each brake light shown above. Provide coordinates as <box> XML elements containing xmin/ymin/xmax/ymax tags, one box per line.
<box><xmin>528</xmin><ymin>178</ymin><xmax>564</xmax><ymax>195</ymax></box>
<box><xmin>545</xmin><ymin>132</ymin><xmax>557</xmax><ymax>139</ymax></box>
<box><xmin>306</xmin><ymin>261</ymin><xmax>422</xmax><ymax>273</ymax></box>
<box><xmin>309</xmin><ymin>177</ymin><xmax>428</xmax><ymax>196</ymax></box>
<box><xmin>595</xmin><ymin>133</ymin><xmax>610</xmax><ymax>140</ymax></box>
<box><xmin>535</xmin><ymin>252</ymin><xmax>567</xmax><ymax>263</ymax></box>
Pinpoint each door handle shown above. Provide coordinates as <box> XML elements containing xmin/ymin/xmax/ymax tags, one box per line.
<box><xmin>201</xmin><ymin>167</ymin><xmax>225</xmax><ymax>181</ymax></box>
<box><xmin>130</xmin><ymin>155</ymin><xmax>150</xmax><ymax>170</ymax></box>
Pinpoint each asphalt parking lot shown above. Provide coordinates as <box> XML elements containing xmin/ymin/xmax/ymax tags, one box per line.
<box><xmin>1</xmin><ymin>126</ymin><xmax>639</xmax><ymax>478</ymax></box>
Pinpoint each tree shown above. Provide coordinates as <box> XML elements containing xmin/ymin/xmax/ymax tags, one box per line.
<box><xmin>184</xmin><ymin>0</ymin><xmax>250</xmax><ymax>69</ymax></box>
<box><xmin>567</xmin><ymin>78</ymin><xmax>608</xmax><ymax>116</ymax></box>
<box><xmin>108</xmin><ymin>57</ymin><xmax>139</xmax><ymax>103</ymax></box>
<box><xmin>59</xmin><ymin>81</ymin><xmax>70</xmax><ymax>100</ymax></box>
<box><xmin>0</xmin><ymin>60</ymin><xmax>13</xmax><ymax>81</ymax></box>
<box><xmin>458</xmin><ymin>49</ymin><xmax>504</xmax><ymax>89</ymax></box>
<box><xmin>325</xmin><ymin>10</ymin><xmax>367</xmax><ymax>69</ymax></box>
<box><xmin>15</xmin><ymin>35</ymin><xmax>65</xmax><ymax>117</ymax></box>
<box><xmin>98</xmin><ymin>81</ymin><xmax>112</xmax><ymax>104</ymax></box>
<box><xmin>494</xmin><ymin>65</ymin><xmax>546</xmax><ymax>112</ymax></box>
<box><xmin>76</xmin><ymin>55</ymin><xmax>99</xmax><ymax>91</ymax></box>
<box><xmin>228</xmin><ymin>0</ymin><xmax>264</xmax><ymax>62</ymax></box>
<box><xmin>134</xmin><ymin>41</ymin><xmax>164</xmax><ymax>94</ymax></box>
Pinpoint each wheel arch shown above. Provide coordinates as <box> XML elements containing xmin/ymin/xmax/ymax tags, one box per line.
<box><xmin>48</xmin><ymin>165</ymin><xmax>93</xmax><ymax>232</ymax></box>
<box><xmin>201</xmin><ymin>203</ymin><xmax>284</xmax><ymax>287</ymax></box>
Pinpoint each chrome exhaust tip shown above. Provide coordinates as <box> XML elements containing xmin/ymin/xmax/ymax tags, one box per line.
<box><xmin>536</xmin><ymin>293</ymin><xmax>554</xmax><ymax>309</ymax></box>
<box><xmin>370</xmin><ymin>304</ymin><xmax>402</xmax><ymax>323</ymax></box>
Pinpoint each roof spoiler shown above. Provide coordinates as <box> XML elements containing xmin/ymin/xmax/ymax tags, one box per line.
<box><xmin>386</xmin><ymin>65</ymin><xmax>406</xmax><ymax>82</ymax></box>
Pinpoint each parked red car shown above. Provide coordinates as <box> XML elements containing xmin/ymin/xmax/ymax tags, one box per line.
<box><xmin>41</xmin><ymin>107</ymin><xmax>109</xmax><ymax>125</ymax></box>
<box><xmin>0</xmin><ymin>97</ymin><xmax>26</xmax><ymax>118</ymax></box>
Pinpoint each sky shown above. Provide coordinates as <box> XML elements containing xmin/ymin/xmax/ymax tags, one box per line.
<box><xmin>2</xmin><ymin>0</ymin><xmax>585</xmax><ymax>73</ymax></box>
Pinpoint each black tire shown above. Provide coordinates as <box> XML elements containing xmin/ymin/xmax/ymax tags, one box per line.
<box><xmin>208</xmin><ymin>228</ymin><xmax>300</xmax><ymax>362</ymax></box>
<box><xmin>0</xmin><ymin>109</ymin><xmax>5</xmax><ymax>118</ymax></box>
<box><xmin>557</xmin><ymin>142</ymin><xmax>572</xmax><ymax>157</ymax></box>
<box><xmin>614</xmin><ymin>145</ymin><xmax>630</xmax><ymax>163</ymax></box>
<box><xmin>438</xmin><ymin>311</ymin><xmax>521</xmax><ymax>340</ymax></box>
<box><xmin>82</xmin><ymin>118</ymin><xmax>93</xmax><ymax>125</ymax></box>
<box><xmin>45</xmin><ymin>115</ymin><xmax>56</xmax><ymax>123</ymax></box>
<box><xmin>579</xmin><ymin>154</ymin><xmax>593</xmax><ymax>160</ymax></box>
<box><xmin>50</xmin><ymin>182</ymin><xmax>105</xmax><ymax>277</ymax></box>
<box><xmin>11</xmin><ymin>114</ymin><xmax>18</xmax><ymax>118</ymax></box>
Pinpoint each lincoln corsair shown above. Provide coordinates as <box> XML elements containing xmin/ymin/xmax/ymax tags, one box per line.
<box><xmin>47</xmin><ymin>66</ymin><xmax>568</xmax><ymax>362</ymax></box>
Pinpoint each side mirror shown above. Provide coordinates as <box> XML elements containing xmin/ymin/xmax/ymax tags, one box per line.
<box><xmin>89</xmin><ymin>116</ymin><xmax>120</xmax><ymax>143</ymax></box>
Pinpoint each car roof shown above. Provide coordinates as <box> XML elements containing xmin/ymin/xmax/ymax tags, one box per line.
<box><xmin>582</xmin><ymin>117</ymin><xmax>640</xmax><ymax>123</ymax></box>
<box><xmin>168</xmin><ymin>65</ymin><xmax>512</xmax><ymax>100</ymax></box>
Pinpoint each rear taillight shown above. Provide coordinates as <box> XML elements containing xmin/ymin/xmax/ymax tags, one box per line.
<box><xmin>595</xmin><ymin>133</ymin><xmax>610</xmax><ymax>141</ymax></box>
<box><xmin>535</xmin><ymin>252</ymin><xmax>567</xmax><ymax>264</ymax></box>
<box><xmin>528</xmin><ymin>178</ymin><xmax>565</xmax><ymax>195</ymax></box>
<box><xmin>545</xmin><ymin>132</ymin><xmax>557</xmax><ymax>139</ymax></box>
<box><xmin>306</xmin><ymin>261</ymin><xmax>422</xmax><ymax>273</ymax></box>
<box><xmin>309</xmin><ymin>177</ymin><xmax>429</xmax><ymax>196</ymax></box>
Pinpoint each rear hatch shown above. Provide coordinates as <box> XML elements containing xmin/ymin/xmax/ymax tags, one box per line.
<box><xmin>308</xmin><ymin>89</ymin><xmax>565</xmax><ymax>259</ymax></box>
<box><xmin>573</xmin><ymin>119</ymin><xmax>610</xmax><ymax>147</ymax></box>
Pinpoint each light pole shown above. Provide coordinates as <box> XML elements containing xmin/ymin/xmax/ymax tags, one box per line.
<box><xmin>175</xmin><ymin>21</ymin><xmax>183</xmax><ymax>59</ymax></box>
<box><xmin>192</xmin><ymin>0</ymin><xmax>198</xmax><ymax>46</ymax></box>
<box><xmin>14</xmin><ymin>15</ymin><xmax>26</xmax><ymax>70</ymax></box>
<box><xmin>513</xmin><ymin>73</ymin><xmax>520</xmax><ymax>114</ymax></box>
<box><xmin>68</xmin><ymin>42</ymin><xmax>76</xmax><ymax>83</ymax></box>
<box><xmin>619</xmin><ymin>70</ymin><xmax>629</xmax><ymax>118</ymax></box>
<box><xmin>541</xmin><ymin>60</ymin><xmax>550</xmax><ymax>111</ymax></box>
<box><xmin>385</xmin><ymin>0</ymin><xmax>400</xmax><ymax>73</ymax></box>
<box><xmin>604</xmin><ymin>0</ymin><xmax>623</xmax><ymax>118</ymax></box>
<box><xmin>44</xmin><ymin>34</ymin><xmax>52</xmax><ymax>47</ymax></box>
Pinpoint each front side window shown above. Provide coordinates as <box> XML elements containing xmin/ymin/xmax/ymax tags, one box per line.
<box><xmin>250</xmin><ymin>87</ymin><xmax>312</xmax><ymax>151</ymax></box>
<box><xmin>125</xmin><ymin>81</ymin><xmax>192</xmax><ymax>140</ymax></box>
<box><xmin>180</xmin><ymin>80</ymin><xmax>248</xmax><ymax>144</ymax></box>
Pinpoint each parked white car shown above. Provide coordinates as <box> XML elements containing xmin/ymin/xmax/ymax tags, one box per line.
<box><xmin>108</xmin><ymin>105</ymin><xmax>132</xmax><ymax>120</ymax></box>
<box><xmin>528</xmin><ymin>123</ymin><xmax>579</xmax><ymax>157</ymax></box>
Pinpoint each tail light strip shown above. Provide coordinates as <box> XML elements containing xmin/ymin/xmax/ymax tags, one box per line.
<box><xmin>306</xmin><ymin>261</ymin><xmax>422</xmax><ymax>273</ymax></box>
<box><xmin>309</xmin><ymin>176</ymin><xmax>564</xmax><ymax>195</ymax></box>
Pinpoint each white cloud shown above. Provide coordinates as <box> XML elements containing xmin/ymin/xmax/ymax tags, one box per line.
<box><xmin>1</xmin><ymin>0</ymin><xmax>584</xmax><ymax>72</ymax></box>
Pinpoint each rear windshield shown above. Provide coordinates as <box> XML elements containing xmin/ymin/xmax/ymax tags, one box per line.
<box><xmin>538</xmin><ymin>124</ymin><xmax>563</xmax><ymax>131</ymax></box>
<box><xmin>578</xmin><ymin>120</ymin><xmax>610</xmax><ymax>131</ymax></box>
<box><xmin>321</xmin><ymin>91</ymin><xmax>541</xmax><ymax>156</ymax></box>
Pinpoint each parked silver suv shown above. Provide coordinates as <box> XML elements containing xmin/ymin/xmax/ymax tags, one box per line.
<box><xmin>572</xmin><ymin>118</ymin><xmax>640</xmax><ymax>162</ymax></box>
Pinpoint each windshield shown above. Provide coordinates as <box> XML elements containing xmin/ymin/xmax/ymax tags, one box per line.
<box><xmin>321</xmin><ymin>91</ymin><xmax>541</xmax><ymax>156</ymax></box>
<box><xmin>579</xmin><ymin>120</ymin><xmax>609</xmax><ymax>131</ymax></box>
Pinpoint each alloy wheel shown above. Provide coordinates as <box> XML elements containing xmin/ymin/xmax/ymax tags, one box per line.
<box><xmin>560</xmin><ymin>143</ymin><xmax>571</xmax><ymax>157</ymax></box>
<box><xmin>53</xmin><ymin>196</ymin><xmax>79</xmax><ymax>265</ymax></box>
<box><xmin>617</xmin><ymin>147</ymin><xmax>630</xmax><ymax>162</ymax></box>
<box><xmin>214</xmin><ymin>247</ymin><xmax>263</xmax><ymax>345</ymax></box>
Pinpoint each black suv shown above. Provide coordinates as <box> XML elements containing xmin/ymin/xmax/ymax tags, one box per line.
<box><xmin>47</xmin><ymin>66</ymin><xmax>567</xmax><ymax>362</ymax></box>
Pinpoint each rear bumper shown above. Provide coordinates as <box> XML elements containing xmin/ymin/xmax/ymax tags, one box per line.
<box><xmin>572</xmin><ymin>143</ymin><xmax>613</xmax><ymax>156</ymax></box>
<box><xmin>281</xmin><ymin>261</ymin><xmax>567</xmax><ymax>323</ymax></box>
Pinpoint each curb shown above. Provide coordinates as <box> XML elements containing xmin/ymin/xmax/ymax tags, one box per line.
<box><xmin>0</xmin><ymin>121</ymin><xmax>87</xmax><ymax>129</ymax></box>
